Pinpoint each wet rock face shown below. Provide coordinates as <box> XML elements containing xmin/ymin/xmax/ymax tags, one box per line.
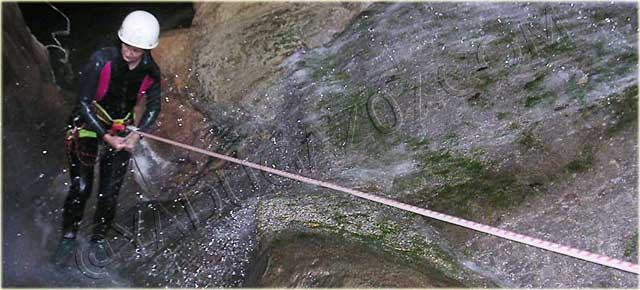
<box><xmin>2</xmin><ymin>3</ymin><xmax>71</xmax><ymax>286</ymax></box>
<box><xmin>115</xmin><ymin>199</ymin><xmax>259</xmax><ymax>288</ymax></box>
<box><xmin>2</xmin><ymin>4</ymin><xmax>66</xmax><ymax>217</ymax></box>
<box><xmin>252</xmin><ymin>193</ymin><xmax>496</xmax><ymax>287</ymax></box>
<box><xmin>165</xmin><ymin>2</ymin><xmax>636</xmax><ymax>288</ymax></box>
<box><xmin>188</xmin><ymin>2</ymin><xmax>368</xmax><ymax>109</ymax></box>
<box><xmin>2</xmin><ymin>3</ymin><xmax>68</xmax><ymax>166</ymax></box>
<box><xmin>249</xmin><ymin>231</ymin><xmax>464</xmax><ymax>287</ymax></box>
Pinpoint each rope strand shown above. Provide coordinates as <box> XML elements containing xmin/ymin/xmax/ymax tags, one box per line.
<box><xmin>128</xmin><ymin>126</ymin><xmax>639</xmax><ymax>274</ymax></box>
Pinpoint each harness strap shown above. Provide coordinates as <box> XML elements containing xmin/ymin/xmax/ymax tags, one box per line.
<box><xmin>78</xmin><ymin>129</ymin><xmax>97</xmax><ymax>138</ymax></box>
<box><xmin>65</xmin><ymin>128</ymin><xmax>98</xmax><ymax>166</ymax></box>
<box><xmin>77</xmin><ymin>102</ymin><xmax>132</xmax><ymax>137</ymax></box>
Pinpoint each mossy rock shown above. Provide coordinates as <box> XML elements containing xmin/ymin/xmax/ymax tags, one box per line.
<box><xmin>394</xmin><ymin>148</ymin><xmax>529</xmax><ymax>220</ymax></box>
<box><xmin>255</xmin><ymin>194</ymin><xmax>497</xmax><ymax>287</ymax></box>
<box><xmin>606</xmin><ymin>85</ymin><xmax>638</xmax><ymax>136</ymax></box>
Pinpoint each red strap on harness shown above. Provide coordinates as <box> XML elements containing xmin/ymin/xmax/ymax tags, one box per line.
<box><xmin>107</xmin><ymin>123</ymin><xmax>126</xmax><ymax>135</ymax></box>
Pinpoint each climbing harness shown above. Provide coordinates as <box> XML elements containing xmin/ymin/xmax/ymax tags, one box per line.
<box><xmin>65</xmin><ymin>102</ymin><xmax>133</xmax><ymax>166</ymax></box>
<box><xmin>65</xmin><ymin>117</ymin><xmax>98</xmax><ymax>166</ymax></box>
<box><xmin>65</xmin><ymin>129</ymin><xmax>97</xmax><ymax>166</ymax></box>
<box><xmin>128</xmin><ymin>126</ymin><xmax>639</xmax><ymax>274</ymax></box>
<box><xmin>92</xmin><ymin>101</ymin><xmax>133</xmax><ymax>136</ymax></box>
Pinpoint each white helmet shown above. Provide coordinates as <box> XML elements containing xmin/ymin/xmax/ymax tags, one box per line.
<box><xmin>118</xmin><ymin>10</ymin><xmax>160</xmax><ymax>50</ymax></box>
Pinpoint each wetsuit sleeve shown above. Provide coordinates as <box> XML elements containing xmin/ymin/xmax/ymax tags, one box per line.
<box><xmin>77</xmin><ymin>50</ymin><xmax>108</xmax><ymax>137</ymax></box>
<box><xmin>137</xmin><ymin>80</ymin><xmax>161</xmax><ymax>133</ymax></box>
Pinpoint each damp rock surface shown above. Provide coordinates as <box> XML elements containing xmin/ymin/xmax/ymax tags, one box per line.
<box><xmin>249</xmin><ymin>231</ymin><xmax>466</xmax><ymax>288</ymax></box>
<box><xmin>3</xmin><ymin>1</ymin><xmax>638</xmax><ymax>288</ymax></box>
<box><xmin>251</xmin><ymin>192</ymin><xmax>499</xmax><ymax>287</ymax></box>
<box><xmin>173</xmin><ymin>2</ymin><xmax>636</xmax><ymax>287</ymax></box>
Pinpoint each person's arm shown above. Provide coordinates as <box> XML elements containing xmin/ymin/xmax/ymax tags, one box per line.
<box><xmin>77</xmin><ymin>50</ymin><xmax>108</xmax><ymax>137</ymax></box>
<box><xmin>124</xmin><ymin>78</ymin><xmax>161</xmax><ymax>152</ymax></box>
<box><xmin>137</xmin><ymin>79</ymin><xmax>161</xmax><ymax>132</ymax></box>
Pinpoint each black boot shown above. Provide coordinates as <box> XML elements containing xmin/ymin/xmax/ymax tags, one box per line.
<box><xmin>51</xmin><ymin>237</ymin><xmax>76</xmax><ymax>267</ymax></box>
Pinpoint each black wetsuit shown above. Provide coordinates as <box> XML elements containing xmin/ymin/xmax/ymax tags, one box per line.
<box><xmin>62</xmin><ymin>46</ymin><xmax>161</xmax><ymax>241</ymax></box>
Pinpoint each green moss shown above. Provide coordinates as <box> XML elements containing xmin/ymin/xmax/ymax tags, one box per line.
<box><xmin>606</xmin><ymin>85</ymin><xmax>638</xmax><ymax>136</ymax></box>
<box><xmin>442</xmin><ymin>132</ymin><xmax>459</xmax><ymax>146</ymax></box>
<box><xmin>507</xmin><ymin>121</ymin><xmax>520</xmax><ymax>130</ymax></box>
<box><xmin>524</xmin><ymin>74</ymin><xmax>545</xmax><ymax>91</ymax></box>
<box><xmin>623</xmin><ymin>232</ymin><xmax>638</xmax><ymax>257</ymax></box>
<box><xmin>525</xmin><ymin>91</ymin><xmax>556</xmax><ymax>108</ymax></box>
<box><xmin>496</xmin><ymin>68</ymin><xmax>510</xmax><ymax>79</ymax></box>
<box><xmin>320</xmin><ymin>84</ymin><xmax>404</xmax><ymax>155</ymax></box>
<box><xmin>543</xmin><ymin>38</ymin><xmax>575</xmax><ymax>55</ymax></box>
<box><xmin>594</xmin><ymin>41</ymin><xmax>607</xmax><ymax>57</ymax></box>
<box><xmin>467</xmin><ymin>70</ymin><xmax>499</xmax><ymax>108</ymax></box>
<box><xmin>470</xmin><ymin>147</ymin><xmax>487</xmax><ymax>157</ymax></box>
<box><xmin>565</xmin><ymin>160</ymin><xmax>590</xmax><ymax>173</ymax></box>
<box><xmin>308</xmin><ymin>49</ymin><xmax>346</xmax><ymax>82</ymax></box>
<box><xmin>418</xmin><ymin>150</ymin><xmax>484</xmax><ymax>183</ymax></box>
<box><xmin>434</xmin><ymin>170</ymin><xmax>520</xmax><ymax>216</ymax></box>
<box><xmin>312</xmin><ymin>214</ymin><xmax>445</xmax><ymax>261</ymax></box>
<box><xmin>616</xmin><ymin>51</ymin><xmax>638</xmax><ymax>64</ymax></box>
<box><xmin>591</xmin><ymin>8</ymin><xmax>617</xmax><ymax>23</ymax></box>
<box><xmin>376</xmin><ymin>220</ymin><xmax>401</xmax><ymax>240</ymax></box>
<box><xmin>395</xmin><ymin>149</ymin><xmax>527</xmax><ymax>219</ymax></box>
<box><xmin>332</xmin><ymin>212</ymin><xmax>348</xmax><ymax>227</ymax></box>
<box><xmin>523</xmin><ymin>73</ymin><xmax>556</xmax><ymax>108</ymax></box>
<box><xmin>565</xmin><ymin>146</ymin><xmax>594</xmax><ymax>173</ymax></box>
<box><xmin>301</xmin><ymin>215</ymin><xmax>471</xmax><ymax>285</ymax></box>
<box><xmin>516</xmin><ymin>127</ymin><xmax>546</xmax><ymax>151</ymax></box>
<box><xmin>591</xmin><ymin>50</ymin><xmax>637</xmax><ymax>82</ymax></box>
<box><xmin>406</xmin><ymin>136</ymin><xmax>430</xmax><ymax>150</ymax></box>
<box><xmin>612</xmin><ymin>51</ymin><xmax>638</xmax><ymax>76</ymax></box>
<box><xmin>496</xmin><ymin>112</ymin><xmax>510</xmax><ymax>120</ymax></box>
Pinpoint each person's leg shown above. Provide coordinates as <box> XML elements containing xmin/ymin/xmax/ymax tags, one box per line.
<box><xmin>91</xmin><ymin>147</ymin><xmax>130</xmax><ymax>241</ymax></box>
<box><xmin>61</xmin><ymin>137</ymin><xmax>98</xmax><ymax>238</ymax></box>
<box><xmin>54</xmin><ymin>136</ymin><xmax>98</xmax><ymax>265</ymax></box>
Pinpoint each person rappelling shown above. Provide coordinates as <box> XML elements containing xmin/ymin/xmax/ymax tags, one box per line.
<box><xmin>53</xmin><ymin>10</ymin><xmax>162</xmax><ymax>264</ymax></box>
